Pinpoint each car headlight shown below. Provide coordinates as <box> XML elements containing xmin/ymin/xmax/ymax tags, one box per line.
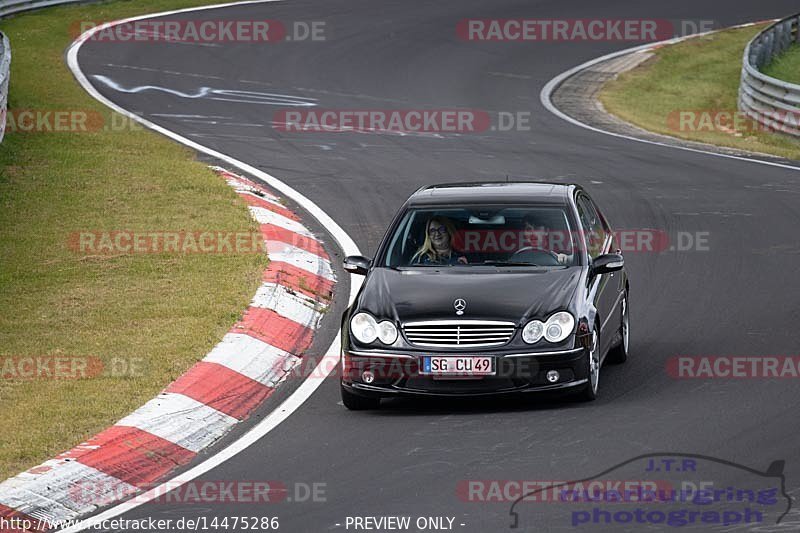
<box><xmin>522</xmin><ymin>320</ymin><xmax>545</xmax><ymax>344</ymax></box>
<box><xmin>544</xmin><ymin>311</ymin><xmax>575</xmax><ymax>343</ymax></box>
<box><xmin>351</xmin><ymin>312</ymin><xmax>378</xmax><ymax>344</ymax></box>
<box><xmin>350</xmin><ymin>313</ymin><xmax>398</xmax><ymax>345</ymax></box>
<box><xmin>377</xmin><ymin>320</ymin><xmax>398</xmax><ymax>345</ymax></box>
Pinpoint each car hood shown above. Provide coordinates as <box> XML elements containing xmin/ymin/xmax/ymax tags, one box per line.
<box><xmin>356</xmin><ymin>267</ymin><xmax>580</xmax><ymax>325</ymax></box>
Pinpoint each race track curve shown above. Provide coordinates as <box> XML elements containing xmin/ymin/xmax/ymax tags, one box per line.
<box><xmin>74</xmin><ymin>0</ymin><xmax>800</xmax><ymax>531</ymax></box>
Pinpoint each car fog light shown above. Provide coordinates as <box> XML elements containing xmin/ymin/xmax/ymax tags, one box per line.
<box><xmin>546</xmin><ymin>370</ymin><xmax>560</xmax><ymax>383</ymax></box>
<box><xmin>362</xmin><ymin>370</ymin><xmax>376</xmax><ymax>384</ymax></box>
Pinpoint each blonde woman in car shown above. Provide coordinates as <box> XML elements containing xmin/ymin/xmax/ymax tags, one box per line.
<box><xmin>411</xmin><ymin>216</ymin><xmax>468</xmax><ymax>265</ymax></box>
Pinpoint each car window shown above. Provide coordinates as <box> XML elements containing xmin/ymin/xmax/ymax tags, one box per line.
<box><xmin>381</xmin><ymin>205</ymin><xmax>578</xmax><ymax>268</ymax></box>
<box><xmin>575</xmin><ymin>194</ymin><xmax>607</xmax><ymax>259</ymax></box>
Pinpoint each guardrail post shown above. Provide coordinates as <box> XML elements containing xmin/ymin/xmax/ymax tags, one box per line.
<box><xmin>796</xmin><ymin>16</ymin><xmax>800</xmax><ymax>43</ymax></box>
<box><xmin>774</xmin><ymin>24</ymin><xmax>783</xmax><ymax>58</ymax></box>
<box><xmin>784</xmin><ymin>21</ymin><xmax>791</xmax><ymax>49</ymax></box>
<box><xmin>765</xmin><ymin>32</ymin><xmax>774</xmax><ymax>63</ymax></box>
<box><xmin>749</xmin><ymin>43</ymin><xmax>759</xmax><ymax>67</ymax></box>
<box><xmin>0</xmin><ymin>32</ymin><xmax>10</xmax><ymax>144</ymax></box>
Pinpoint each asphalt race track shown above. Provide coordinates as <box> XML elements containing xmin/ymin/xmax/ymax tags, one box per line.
<box><xmin>76</xmin><ymin>1</ymin><xmax>800</xmax><ymax>531</ymax></box>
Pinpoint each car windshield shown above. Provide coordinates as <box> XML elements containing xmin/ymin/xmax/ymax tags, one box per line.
<box><xmin>381</xmin><ymin>205</ymin><xmax>579</xmax><ymax>268</ymax></box>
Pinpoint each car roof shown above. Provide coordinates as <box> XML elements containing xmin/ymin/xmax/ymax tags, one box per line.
<box><xmin>407</xmin><ymin>182</ymin><xmax>577</xmax><ymax>206</ymax></box>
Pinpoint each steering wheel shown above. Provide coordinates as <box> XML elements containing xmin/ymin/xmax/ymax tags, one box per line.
<box><xmin>510</xmin><ymin>246</ymin><xmax>561</xmax><ymax>266</ymax></box>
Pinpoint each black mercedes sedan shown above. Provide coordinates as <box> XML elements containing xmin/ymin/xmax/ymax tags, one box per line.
<box><xmin>339</xmin><ymin>182</ymin><xmax>629</xmax><ymax>409</ymax></box>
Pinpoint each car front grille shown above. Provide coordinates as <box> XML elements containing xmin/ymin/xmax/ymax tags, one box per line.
<box><xmin>402</xmin><ymin>320</ymin><xmax>516</xmax><ymax>348</ymax></box>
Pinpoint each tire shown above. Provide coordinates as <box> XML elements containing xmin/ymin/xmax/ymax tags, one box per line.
<box><xmin>341</xmin><ymin>384</ymin><xmax>381</xmax><ymax>410</ymax></box>
<box><xmin>576</xmin><ymin>329</ymin><xmax>600</xmax><ymax>402</ymax></box>
<box><xmin>606</xmin><ymin>290</ymin><xmax>630</xmax><ymax>365</ymax></box>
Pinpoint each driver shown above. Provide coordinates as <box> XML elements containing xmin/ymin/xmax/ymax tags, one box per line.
<box><xmin>521</xmin><ymin>214</ymin><xmax>570</xmax><ymax>265</ymax></box>
<box><xmin>411</xmin><ymin>216</ymin><xmax>469</xmax><ymax>265</ymax></box>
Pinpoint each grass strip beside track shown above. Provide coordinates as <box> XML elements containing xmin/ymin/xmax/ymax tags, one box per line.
<box><xmin>762</xmin><ymin>43</ymin><xmax>800</xmax><ymax>85</ymax></box>
<box><xmin>599</xmin><ymin>25</ymin><xmax>800</xmax><ymax>160</ymax></box>
<box><xmin>0</xmin><ymin>0</ymin><xmax>268</xmax><ymax>480</ymax></box>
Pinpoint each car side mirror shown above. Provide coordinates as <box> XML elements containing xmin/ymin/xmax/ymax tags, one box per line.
<box><xmin>344</xmin><ymin>255</ymin><xmax>371</xmax><ymax>276</ymax></box>
<box><xmin>591</xmin><ymin>253</ymin><xmax>624</xmax><ymax>276</ymax></box>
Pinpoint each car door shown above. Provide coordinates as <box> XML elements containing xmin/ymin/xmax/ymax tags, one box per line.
<box><xmin>575</xmin><ymin>192</ymin><xmax>619</xmax><ymax>356</ymax></box>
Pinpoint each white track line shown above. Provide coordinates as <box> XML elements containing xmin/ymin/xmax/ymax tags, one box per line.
<box><xmin>63</xmin><ymin>1</ymin><xmax>362</xmax><ymax>530</ymax></box>
<box><xmin>540</xmin><ymin>21</ymin><xmax>800</xmax><ymax>173</ymax></box>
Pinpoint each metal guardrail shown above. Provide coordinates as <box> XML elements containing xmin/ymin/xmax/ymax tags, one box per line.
<box><xmin>738</xmin><ymin>14</ymin><xmax>800</xmax><ymax>136</ymax></box>
<box><xmin>0</xmin><ymin>0</ymin><xmax>95</xmax><ymax>142</ymax></box>
<box><xmin>0</xmin><ymin>32</ymin><xmax>10</xmax><ymax>143</ymax></box>
<box><xmin>0</xmin><ymin>0</ymin><xmax>84</xmax><ymax>19</ymax></box>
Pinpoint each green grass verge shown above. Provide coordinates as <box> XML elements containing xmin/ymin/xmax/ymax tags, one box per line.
<box><xmin>0</xmin><ymin>0</ymin><xmax>269</xmax><ymax>481</ymax></box>
<box><xmin>762</xmin><ymin>43</ymin><xmax>800</xmax><ymax>85</ymax></box>
<box><xmin>599</xmin><ymin>24</ymin><xmax>800</xmax><ymax>160</ymax></box>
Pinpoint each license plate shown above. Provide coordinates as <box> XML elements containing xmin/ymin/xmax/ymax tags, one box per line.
<box><xmin>421</xmin><ymin>356</ymin><xmax>494</xmax><ymax>376</ymax></box>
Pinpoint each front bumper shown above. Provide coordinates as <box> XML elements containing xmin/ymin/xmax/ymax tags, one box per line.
<box><xmin>341</xmin><ymin>346</ymin><xmax>589</xmax><ymax>398</ymax></box>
